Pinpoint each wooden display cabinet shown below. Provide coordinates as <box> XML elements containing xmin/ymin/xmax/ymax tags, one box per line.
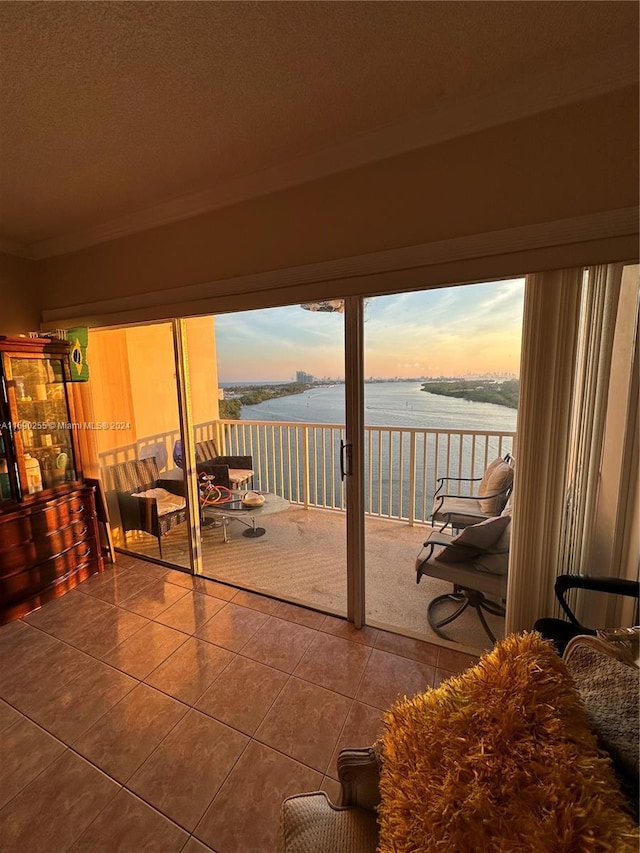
<box><xmin>0</xmin><ymin>335</ymin><xmax>103</xmax><ymax>623</ymax></box>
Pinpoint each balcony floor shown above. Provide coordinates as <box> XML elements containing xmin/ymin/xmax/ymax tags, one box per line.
<box><xmin>121</xmin><ymin>505</ymin><xmax>504</xmax><ymax>654</ymax></box>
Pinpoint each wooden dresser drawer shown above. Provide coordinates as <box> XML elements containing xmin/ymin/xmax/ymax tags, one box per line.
<box><xmin>0</xmin><ymin>485</ymin><xmax>104</xmax><ymax>623</ymax></box>
<box><xmin>0</xmin><ymin>492</ymin><xmax>93</xmax><ymax>551</ymax></box>
<box><xmin>1</xmin><ymin>536</ymin><xmax>99</xmax><ymax>605</ymax></box>
<box><xmin>0</xmin><ymin>518</ymin><xmax>94</xmax><ymax>576</ymax></box>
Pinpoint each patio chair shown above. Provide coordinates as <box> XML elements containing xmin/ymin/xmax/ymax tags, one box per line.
<box><xmin>194</xmin><ymin>438</ymin><xmax>254</xmax><ymax>490</ymax></box>
<box><xmin>416</xmin><ymin>513</ymin><xmax>511</xmax><ymax>643</ymax></box>
<box><xmin>534</xmin><ymin>574</ymin><xmax>640</xmax><ymax>655</ymax></box>
<box><xmin>104</xmin><ymin>458</ymin><xmax>187</xmax><ymax>559</ymax></box>
<box><xmin>431</xmin><ymin>453</ymin><xmax>514</xmax><ymax>531</ymax></box>
<box><xmin>172</xmin><ymin>438</ymin><xmax>254</xmax><ymax>490</ymax></box>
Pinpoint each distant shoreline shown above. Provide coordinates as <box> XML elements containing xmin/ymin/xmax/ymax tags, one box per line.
<box><xmin>421</xmin><ymin>379</ymin><xmax>518</xmax><ymax>410</ymax></box>
<box><xmin>222</xmin><ymin>377</ymin><xmax>519</xmax><ymax>412</ymax></box>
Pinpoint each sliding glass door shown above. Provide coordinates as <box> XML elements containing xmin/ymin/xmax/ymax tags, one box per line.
<box><xmin>89</xmin><ymin>322</ymin><xmax>190</xmax><ymax>569</ymax></box>
<box><xmin>361</xmin><ymin>281</ymin><xmax>524</xmax><ymax>649</ymax></box>
<box><xmin>184</xmin><ymin>304</ymin><xmax>348</xmax><ymax>616</ymax></box>
<box><xmin>86</xmin><ymin>279</ymin><xmax>525</xmax><ymax>649</ymax></box>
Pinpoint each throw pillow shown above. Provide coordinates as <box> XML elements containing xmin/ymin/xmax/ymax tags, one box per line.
<box><xmin>563</xmin><ymin>637</ymin><xmax>640</xmax><ymax>821</ymax></box>
<box><xmin>478</xmin><ymin>458</ymin><xmax>513</xmax><ymax>515</ymax></box>
<box><xmin>377</xmin><ymin>632</ymin><xmax>639</xmax><ymax>853</ymax></box>
<box><xmin>435</xmin><ymin>514</ymin><xmax>510</xmax><ymax>564</ymax></box>
<box><xmin>472</xmin><ymin>551</ymin><xmax>509</xmax><ymax>575</ymax></box>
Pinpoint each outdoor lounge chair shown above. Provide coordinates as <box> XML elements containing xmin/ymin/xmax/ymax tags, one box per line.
<box><xmin>416</xmin><ymin>514</ymin><xmax>511</xmax><ymax>643</ymax></box>
<box><xmin>431</xmin><ymin>453</ymin><xmax>514</xmax><ymax>531</ymax></box>
<box><xmin>104</xmin><ymin>458</ymin><xmax>188</xmax><ymax>559</ymax></box>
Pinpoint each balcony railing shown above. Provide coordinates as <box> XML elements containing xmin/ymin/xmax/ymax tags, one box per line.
<box><xmin>97</xmin><ymin>419</ymin><xmax>515</xmax><ymax>527</ymax></box>
<box><xmin>99</xmin><ymin>421</ymin><xmax>515</xmax><ymax>524</ymax></box>
<box><xmin>212</xmin><ymin>420</ymin><xmax>514</xmax><ymax>524</ymax></box>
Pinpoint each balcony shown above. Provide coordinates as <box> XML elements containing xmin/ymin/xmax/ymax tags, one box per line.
<box><xmin>99</xmin><ymin>419</ymin><xmax>515</xmax><ymax>652</ymax></box>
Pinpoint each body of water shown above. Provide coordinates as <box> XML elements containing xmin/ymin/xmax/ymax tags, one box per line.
<box><xmin>240</xmin><ymin>381</ymin><xmax>517</xmax><ymax>433</ymax></box>
<box><xmin>229</xmin><ymin>382</ymin><xmax>517</xmax><ymax>519</ymax></box>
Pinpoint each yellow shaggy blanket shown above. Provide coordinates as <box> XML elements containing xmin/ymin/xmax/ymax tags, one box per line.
<box><xmin>377</xmin><ymin>632</ymin><xmax>638</xmax><ymax>853</ymax></box>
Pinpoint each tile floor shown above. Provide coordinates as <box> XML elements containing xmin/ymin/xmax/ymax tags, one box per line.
<box><xmin>0</xmin><ymin>555</ymin><xmax>478</xmax><ymax>853</ymax></box>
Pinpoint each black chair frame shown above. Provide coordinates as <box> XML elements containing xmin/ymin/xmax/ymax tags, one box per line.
<box><xmin>534</xmin><ymin>574</ymin><xmax>640</xmax><ymax>655</ymax></box>
<box><xmin>431</xmin><ymin>453</ymin><xmax>513</xmax><ymax>531</ymax></box>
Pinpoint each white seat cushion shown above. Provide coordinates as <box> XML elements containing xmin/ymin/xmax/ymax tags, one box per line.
<box><xmin>131</xmin><ymin>487</ymin><xmax>186</xmax><ymax>515</ymax></box>
<box><xmin>229</xmin><ymin>468</ymin><xmax>253</xmax><ymax>481</ymax></box>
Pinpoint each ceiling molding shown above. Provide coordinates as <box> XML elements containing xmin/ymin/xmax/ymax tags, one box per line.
<box><xmin>41</xmin><ymin>206</ymin><xmax>639</xmax><ymax>328</ymax></box>
<box><xmin>14</xmin><ymin>46</ymin><xmax>640</xmax><ymax>261</ymax></box>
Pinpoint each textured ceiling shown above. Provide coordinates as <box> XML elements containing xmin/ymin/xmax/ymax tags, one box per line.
<box><xmin>0</xmin><ymin>1</ymin><xmax>637</xmax><ymax>253</ymax></box>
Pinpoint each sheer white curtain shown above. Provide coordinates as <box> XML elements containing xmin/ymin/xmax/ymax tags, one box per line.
<box><xmin>557</xmin><ymin>265</ymin><xmax>623</xmax><ymax>578</ymax></box>
<box><xmin>506</xmin><ymin>263</ymin><xmax>629</xmax><ymax>634</ymax></box>
<box><xmin>506</xmin><ymin>268</ymin><xmax>583</xmax><ymax>633</ymax></box>
<box><xmin>584</xmin><ymin>265</ymin><xmax>639</xmax><ymax>627</ymax></box>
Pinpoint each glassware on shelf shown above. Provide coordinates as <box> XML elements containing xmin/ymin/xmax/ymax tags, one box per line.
<box><xmin>0</xmin><ymin>458</ymin><xmax>10</xmax><ymax>499</ymax></box>
<box><xmin>24</xmin><ymin>454</ymin><xmax>43</xmax><ymax>494</ymax></box>
<box><xmin>1</xmin><ymin>343</ymin><xmax>82</xmax><ymax>499</ymax></box>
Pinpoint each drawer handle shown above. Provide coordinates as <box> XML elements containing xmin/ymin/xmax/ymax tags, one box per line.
<box><xmin>70</xmin><ymin>504</ymin><xmax>85</xmax><ymax>514</ymax></box>
<box><xmin>78</xmin><ymin>544</ymin><xmax>92</xmax><ymax>560</ymax></box>
<box><xmin>79</xmin><ymin>526</ymin><xmax>88</xmax><ymax>536</ymax></box>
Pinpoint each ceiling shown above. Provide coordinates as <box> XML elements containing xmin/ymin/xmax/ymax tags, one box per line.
<box><xmin>0</xmin><ymin>1</ymin><xmax>637</xmax><ymax>258</ymax></box>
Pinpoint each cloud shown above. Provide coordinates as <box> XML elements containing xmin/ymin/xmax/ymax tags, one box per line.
<box><xmin>214</xmin><ymin>279</ymin><xmax>525</xmax><ymax>379</ymax></box>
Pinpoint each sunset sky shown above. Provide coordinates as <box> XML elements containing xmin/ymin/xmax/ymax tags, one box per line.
<box><xmin>215</xmin><ymin>278</ymin><xmax>525</xmax><ymax>382</ymax></box>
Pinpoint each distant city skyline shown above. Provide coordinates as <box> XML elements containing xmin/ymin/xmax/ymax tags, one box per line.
<box><xmin>295</xmin><ymin>370</ymin><xmax>314</xmax><ymax>384</ymax></box>
<box><xmin>215</xmin><ymin>279</ymin><xmax>525</xmax><ymax>382</ymax></box>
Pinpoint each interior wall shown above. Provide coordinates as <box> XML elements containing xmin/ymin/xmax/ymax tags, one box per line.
<box><xmin>185</xmin><ymin>317</ymin><xmax>220</xmax><ymax>425</ymax></box>
<box><xmin>38</xmin><ymin>87</ymin><xmax>639</xmax><ymax>316</ymax></box>
<box><xmin>0</xmin><ymin>252</ymin><xmax>40</xmax><ymax>334</ymax></box>
<box><xmin>88</xmin><ymin>329</ymin><xmax>136</xmax><ymax>454</ymax></box>
<box><xmin>125</xmin><ymin>325</ymin><xmax>179</xmax><ymax>440</ymax></box>
<box><xmin>89</xmin><ymin>324</ymin><xmax>181</xmax><ymax>457</ymax></box>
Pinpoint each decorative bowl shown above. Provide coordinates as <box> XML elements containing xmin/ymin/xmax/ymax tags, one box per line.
<box><xmin>241</xmin><ymin>491</ymin><xmax>265</xmax><ymax>507</ymax></box>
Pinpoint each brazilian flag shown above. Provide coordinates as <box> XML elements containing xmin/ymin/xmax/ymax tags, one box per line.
<box><xmin>67</xmin><ymin>326</ymin><xmax>89</xmax><ymax>382</ymax></box>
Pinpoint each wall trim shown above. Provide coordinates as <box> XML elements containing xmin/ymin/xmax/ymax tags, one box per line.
<box><xmin>42</xmin><ymin>206</ymin><xmax>639</xmax><ymax>329</ymax></box>
<box><xmin>16</xmin><ymin>47</ymin><xmax>640</xmax><ymax>261</ymax></box>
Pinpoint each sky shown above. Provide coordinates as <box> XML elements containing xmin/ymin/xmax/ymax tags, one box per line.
<box><xmin>214</xmin><ymin>278</ymin><xmax>525</xmax><ymax>382</ymax></box>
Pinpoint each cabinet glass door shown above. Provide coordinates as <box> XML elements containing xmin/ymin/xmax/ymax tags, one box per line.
<box><xmin>0</xmin><ymin>432</ymin><xmax>14</xmax><ymax>502</ymax></box>
<box><xmin>6</xmin><ymin>355</ymin><xmax>77</xmax><ymax>495</ymax></box>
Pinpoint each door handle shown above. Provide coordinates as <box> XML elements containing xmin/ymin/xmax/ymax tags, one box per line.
<box><xmin>340</xmin><ymin>440</ymin><xmax>352</xmax><ymax>481</ymax></box>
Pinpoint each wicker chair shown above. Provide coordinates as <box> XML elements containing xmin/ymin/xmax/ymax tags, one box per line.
<box><xmin>195</xmin><ymin>439</ymin><xmax>254</xmax><ymax>490</ymax></box>
<box><xmin>103</xmin><ymin>458</ymin><xmax>187</xmax><ymax>558</ymax></box>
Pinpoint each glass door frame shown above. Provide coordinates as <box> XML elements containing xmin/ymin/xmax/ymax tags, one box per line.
<box><xmin>92</xmin><ymin>304</ymin><xmax>367</xmax><ymax>621</ymax></box>
<box><xmin>173</xmin><ymin>319</ymin><xmax>204</xmax><ymax>575</ymax></box>
<box><xmin>344</xmin><ymin>296</ymin><xmax>365</xmax><ymax>627</ymax></box>
<box><xmin>177</xmin><ymin>304</ymin><xmax>362</xmax><ymax>617</ymax></box>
